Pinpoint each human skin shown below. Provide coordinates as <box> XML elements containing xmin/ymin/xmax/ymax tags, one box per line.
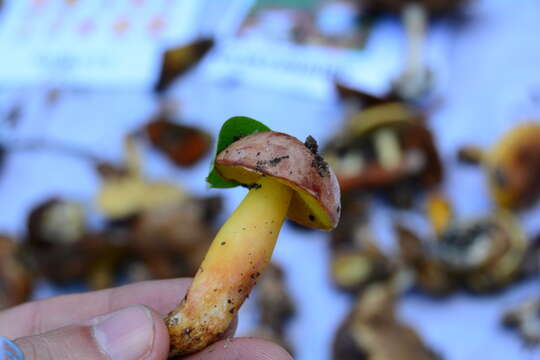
<box><xmin>0</xmin><ymin>279</ymin><xmax>292</xmax><ymax>360</ymax></box>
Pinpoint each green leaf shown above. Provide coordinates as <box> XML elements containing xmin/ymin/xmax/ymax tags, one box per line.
<box><xmin>206</xmin><ymin>116</ymin><xmax>271</xmax><ymax>188</ymax></box>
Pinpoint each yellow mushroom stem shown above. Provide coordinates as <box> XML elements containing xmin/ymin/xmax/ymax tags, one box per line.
<box><xmin>166</xmin><ymin>176</ymin><xmax>293</xmax><ymax>357</ymax></box>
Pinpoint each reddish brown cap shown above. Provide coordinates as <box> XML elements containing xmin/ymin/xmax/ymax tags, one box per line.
<box><xmin>215</xmin><ymin>131</ymin><xmax>341</xmax><ymax>230</ymax></box>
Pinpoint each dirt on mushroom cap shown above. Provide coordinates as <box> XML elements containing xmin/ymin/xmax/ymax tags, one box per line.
<box><xmin>215</xmin><ymin>131</ymin><xmax>340</xmax><ymax>230</ymax></box>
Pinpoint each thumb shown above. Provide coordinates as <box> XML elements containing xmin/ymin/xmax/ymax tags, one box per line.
<box><xmin>14</xmin><ymin>305</ymin><xmax>170</xmax><ymax>360</ymax></box>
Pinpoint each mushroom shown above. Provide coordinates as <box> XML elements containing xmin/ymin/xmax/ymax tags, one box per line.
<box><xmin>329</xmin><ymin>194</ymin><xmax>395</xmax><ymax>293</ymax></box>
<box><xmin>25</xmin><ymin>197</ymin><xmax>92</xmax><ymax>284</ymax></box>
<box><xmin>0</xmin><ymin>235</ymin><xmax>32</xmax><ymax>310</ymax></box>
<box><xmin>391</xmin><ymin>2</ymin><xmax>432</xmax><ymax>100</ymax></box>
<box><xmin>330</xmin><ymin>195</ymin><xmax>420</xmax><ymax>295</ymax></box>
<box><xmin>434</xmin><ymin>211</ymin><xmax>527</xmax><ymax>293</ymax></box>
<box><xmin>25</xmin><ymin>197</ymin><xmax>128</xmax><ymax>289</ymax></box>
<box><xmin>131</xmin><ymin>195</ymin><xmax>223</xmax><ymax>279</ymax></box>
<box><xmin>332</xmin><ymin>249</ymin><xmax>394</xmax><ymax>294</ymax></box>
<box><xmin>502</xmin><ymin>297</ymin><xmax>540</xmax><ymax>345</ymax></box>
<box><xmin>165</xmin><ymin>129</ymin><xmax>340</xmax><ymax>356</ymax></box>
<box><xmin>96</xmin><ymin>135</ymin><xmax>187</xmax><ymax>221</ymax></box>
<box><xmin>395</xmin><ymin>223</ymin><xmax>455</xmax><ymax>296</ymax></box>
<box><xmin>331</xmin><ymin>222</ymin><xmax>394</xmax><ymax>294</ymax></box>
<box><xmin>457</xmin><ymin>122</ymin><xmax>540</xmax><ymax>210</ymax></box>
<box><xmin>324</xmin><ymin>96</ymin><xmax>442</xmax><ymax>207</ymax></box>
<box><xmin>333</xmin><ymin>284</ymin><xmax>442</xmax><ymax>360</ymax></box>
<box><xmin>97</xmin><ymin>134</ymin><xmax>224</xmax><ymax>282</ymax></box>
<box><xmin>355</xmin><ymin>0</ymin><xmax>468</xmax><ymax>100</ymax></box>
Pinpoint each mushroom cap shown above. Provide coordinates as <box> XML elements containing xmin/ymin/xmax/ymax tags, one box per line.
<box><xmin>324</xmin><ymin>103</ymin><xmax>442</xmax><ymax>192</ymax></box>
<box><xmin>435</xmin><ymin>211</ymin><xmax>526</xmax><ymax>282</ymax></box>
<box><xmin>485</xmin><ymin>122</ymin><xmax>540</xmax><ymax>209</ymax></box>
<box><xmin>331</xmin><ymin>251</ymin><xmax>393</xmax><ymax>293</ymax></box>
<box><xmin>345</xmin><ymin>102</ymin><xmax>420</xmax><ymax>139</ymax></box>
<box><xmin>215</xmin><ymin>131</ymin><xmax>341</xmax><ymax>230</ymax></box>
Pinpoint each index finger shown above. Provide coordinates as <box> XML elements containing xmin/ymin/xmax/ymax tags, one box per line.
<box><xmin>0</xmin><ymin>278</ymin><xmax>191</xmax><ymax>339</ymax></box>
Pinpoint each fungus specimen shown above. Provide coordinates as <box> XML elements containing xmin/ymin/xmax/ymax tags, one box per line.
<box><xmin>165</xmin><ymin>117</ymin><xmax>341</xmax><ymax>356</ymax></box>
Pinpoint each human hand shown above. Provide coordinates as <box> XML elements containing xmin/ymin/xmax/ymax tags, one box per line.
<box><xmin>0</xmin><ymin>279</ymin><xmax>292</xmax><ymax>360</ymax></box>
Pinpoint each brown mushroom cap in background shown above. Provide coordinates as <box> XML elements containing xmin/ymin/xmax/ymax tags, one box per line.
<box><xmin>333</xmin><ymin>285</ymin><xmax>442</xmax><ymax>360</ymax></box>
<box><xmin>324</xmin><ymin>103</ymin><xmax>442</xmax><ymax>194</ymax></box>
<box><xmin>486</xmin><ymin>122</ymin><xmax>540</xmax><ymax>210</ymax></box>
<box><xmin>215</xmin><ymin>131</ymin><xmax>341</xmax><ymax>230</ymax></box>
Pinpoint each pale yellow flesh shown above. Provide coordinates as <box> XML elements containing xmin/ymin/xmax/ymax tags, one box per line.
<box><xmin>166</xmin><ymin>177</ymin><xmax>293</xmax><ymax>356</ymax></box>
<box><xmin>374</xmin><ymin>128</ymin><xmax>402</xmax><ymax>170</ymax></box>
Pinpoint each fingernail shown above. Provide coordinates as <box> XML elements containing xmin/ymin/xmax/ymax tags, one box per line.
<box><xmin>92</xmin><ymin>305</ymin><xmax>154</xmax><ymax>360</ymax></box>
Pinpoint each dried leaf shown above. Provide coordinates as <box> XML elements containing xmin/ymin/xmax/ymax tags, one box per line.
<box><xmin>154</xmin><ymin>39</ymin><xmax>214</xmax><ymax>92</ymax></box>
<box><xmin>146</xmin><ymin>119</ymin><xmax>212</xmax><ymax>167</ymax></box>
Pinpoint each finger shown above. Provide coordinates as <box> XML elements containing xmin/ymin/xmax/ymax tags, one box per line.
<box><xmin>14</xmin><ymin>305</ymin><xmax>169</xmax><ymax>360</ymax></box>
<box><xmin>185</xmin><ymin>338</ymin><xmax>293</xmax><ymax>360</ymax></box>
<box><xmin>0</xmin><ymin>278</ymin><xmax>191</xmax><ymax>339</ymax></box>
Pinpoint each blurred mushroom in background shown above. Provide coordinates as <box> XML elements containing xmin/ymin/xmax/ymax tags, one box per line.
<box><xmin>131</xmin><ymin>194</ymin><xmax>222</xmax><ymax>279</ymax></box>
<box><xmin>401</xmin><ymin>190</ymin><xmax>532</xmax><ymax>295</ymax></box>
<box><xmin>330</xmin><ymin>195</ymin><xmax>395</xmax><ymax>294</ymax></box>
<box><xmin>96</xmin><ymin>135</ymin><xmax>188</xmax><ymax>221</ymax></box>
<box><xmin>502</xmin><ymin>297</ymin><xmax>540</xmax><ymax>345</ymax></box>
<box><xmin>96</xmin><ymin>134</ymin><xmax>223</xmax><ymax>280</ymax></box>
<box><xmin>326</xmin><ymin>87</ymin><xmax>443</xmax><ymax>208</ymax></box>
<box><xmin>249</xmin><ymin>263</ymin><xmax>296</xmax><ymax>355</ymax></box>
<box><xmin>333</xmin><ymin>284</ymin><xmax>443</xmax><ymax>360</ymax></box>
<box><xmin>24</xmin><ymin>197</ymin><xmax>128</xmax><ymax>289</ymax></box>
<box><xmin>395</xmin><ymin>223</ymin><xmax>455</xmax><ymax>296</ymax></box>
<box><xmin>0</xmin><ymin>235</ymin><xmax>32</xmax><ymax>310</ymax></box>
<box><xmin>25</xmin><ymin>197</ymin><xmax>93</xmax><ymax>284</ymax></box>
<box><xmin>458</xmin><ymin>122</ymin><xmax>540</xmax><ymax>211</ymax></box>
<box><xmin>332</xmin><ymin>246</ymin><xmax>394</xmax><ymax>295</ymax></box>
<box><xmin>355</xmin><ymin>0</ymin><xmax>469</xmax><ymax>100</ymax></box>
<box><xmin>433</xmin><ymin>211</ymin><xmax>527</xmax><ymax>293</ymax></box>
